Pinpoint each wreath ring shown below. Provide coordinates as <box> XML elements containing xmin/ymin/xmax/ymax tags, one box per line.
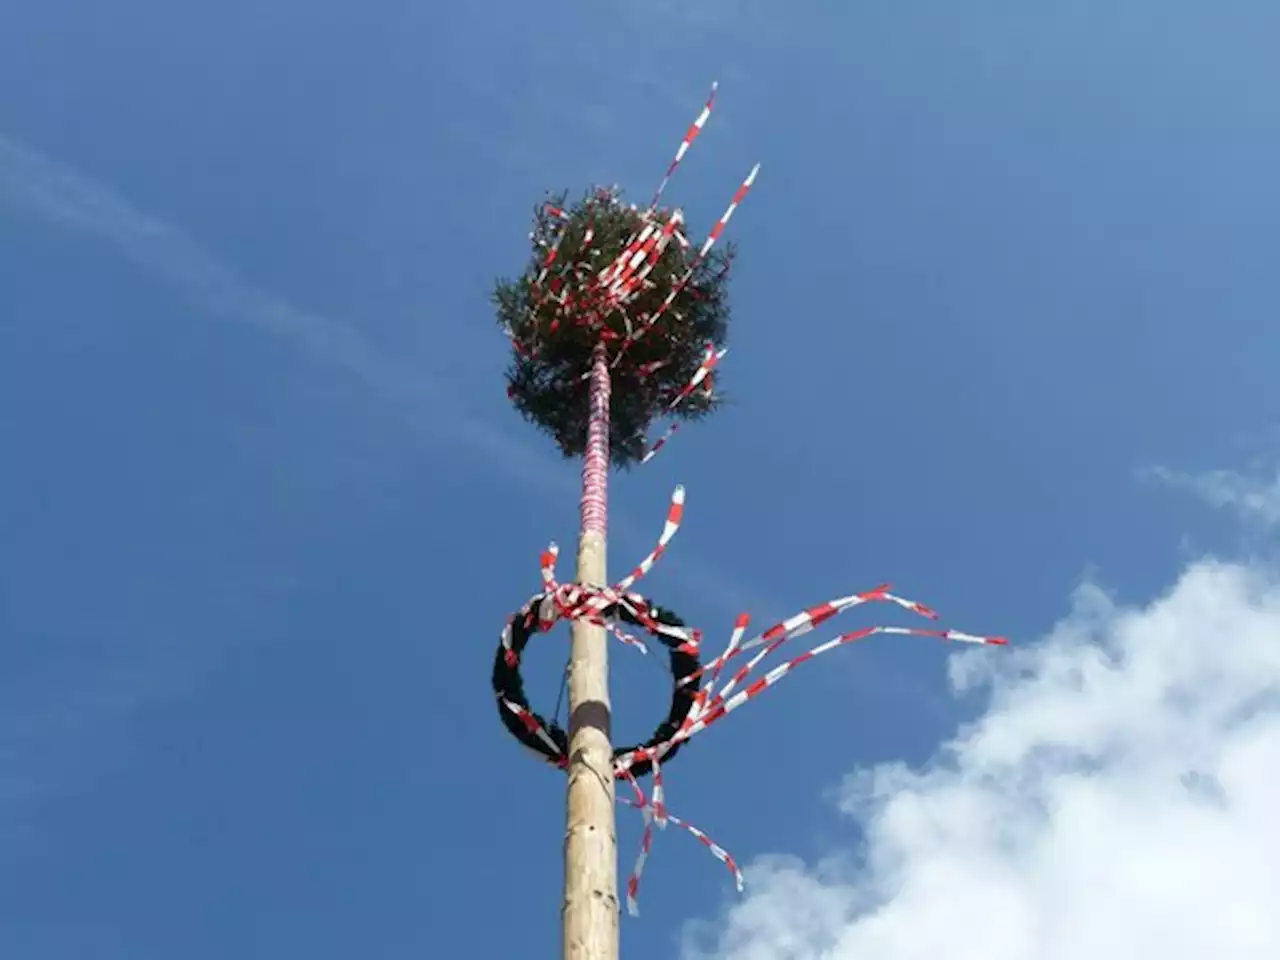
<box><xmin>491</xmin><ymin>591</ymin><xmax>701</xmax><ymax>779</ymax></box>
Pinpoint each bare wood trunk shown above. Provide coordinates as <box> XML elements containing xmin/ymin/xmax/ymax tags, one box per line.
<box><xmin>562</xmin><ymin>343</ymin><xmax>618</xmax><ymax>960</ymax></box>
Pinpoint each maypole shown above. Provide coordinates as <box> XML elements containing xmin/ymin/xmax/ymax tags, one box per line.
<box><xmin>562</xmin><ymin>341</ymin><xmax>617</xmax><ymax>958</ymax></box>
<box><xmin>491</xmin><ymin>81</ymin><xmax>743</xmax><ymax>958</ymax></box>
<box><xmin>488</xmin><ymin>82</ymin><xmax>1009</xmax><ymax>956</ymax></box>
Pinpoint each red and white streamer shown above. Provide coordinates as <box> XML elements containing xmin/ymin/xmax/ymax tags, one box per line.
<box><xmin>504</xmin><ymin>83</ymin><xmax>1005</xmax><ymax>917</ymax></box>
<box><xmin>581</xmin><ymin>343</ymin><xmax>611</xmax><ymax>537</ymax></box>
<box><xmin>649</xmin><ymin>81</ymin><xmax>718</xmax><ymax>212</ymax></box>
<box><xmin>614</xmin><ymin>162</ymin><xmax>761</xmax><ymax>360</ymax></box>
<box><xmin>533</xmin><ymin>485</ymin><xmax>695</xmax><ymax>651</ymax></box>
<box><xmin>506</xmin><ymin>482</ymin><xmax>1007</xmax><ymax>915</ymax></box>
<box><xmin>639</xmin><ymin>344</ymin><xmax>725</xmax><ymax>464</ymax></box>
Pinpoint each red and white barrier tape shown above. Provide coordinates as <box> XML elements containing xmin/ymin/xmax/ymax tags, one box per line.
<box><xmin>639</xmin><ymin>344</ymin><xmax>725</xmax><ymax>464</ymax></box>
<box><xmin>620</xmin><ymin>768</ymin><xmax>744</xmax><ymax>917</ymax></box>
<box><xmin>504</xmin><ymin>84</ymin><xmax>1005</xmax><ymax>915</ymax></box>
<box><xmin>649</xmin><ymin>82</ymin><xmax>718</xmax><ymax>213</ymax></box>
<box><xmin>507</xmin><ymin>483</ymin><xmax>1007</xmax><ymax>914</ymax></box>
<box><xmin>534</xmin><ymin>486</ymin><xmax>696</xmax><ymax>653</ymax></box>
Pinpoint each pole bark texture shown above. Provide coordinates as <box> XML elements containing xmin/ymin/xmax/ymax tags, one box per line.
<box><xmin>562</xmin><ymin>343</ymin><xmax>618</xmax><ymax>960</ymax></box>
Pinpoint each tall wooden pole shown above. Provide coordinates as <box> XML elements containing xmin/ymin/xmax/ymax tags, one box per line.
<box><xmin>562</xmin><ymin>342</ymin><xmax>619</xmax><ymax>960</ymax></box>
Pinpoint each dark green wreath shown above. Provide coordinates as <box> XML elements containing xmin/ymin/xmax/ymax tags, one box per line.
<box><xmin>492</xmin><ymin>188</ymin><xmax>737</xmax><ymax>468</ymax></box>
<box><xmin>492</xmin><ymin>592</ymin><xmax>701</xmax><ymax>779</ymax></box>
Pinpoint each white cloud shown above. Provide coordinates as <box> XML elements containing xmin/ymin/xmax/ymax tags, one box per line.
<box><xmin>683</xmin><ymin>558</ymin><xmax>1280</xmax><ymax>959</ymax></box>
<box><xmin>1145</xmin><ymin>465</ymin><xmax>1280</xmax><ymax>529</ymax></box>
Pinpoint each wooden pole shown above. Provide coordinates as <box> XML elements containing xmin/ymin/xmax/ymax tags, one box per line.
<box><xmin>562</xmin><ymin>343</ymin><xmax>619</xmax><ymax>960</ymax></box>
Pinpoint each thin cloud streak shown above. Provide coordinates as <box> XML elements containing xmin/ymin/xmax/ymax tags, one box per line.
<box><xmin>1143</xmin><ymin>464</ymin><xmax>1280</xmax><ymax>530</ymax></box>
<box><xmin>0</xmin><ymin>134</ymin><xmax>562</xmax><ymax>497</ymax></box>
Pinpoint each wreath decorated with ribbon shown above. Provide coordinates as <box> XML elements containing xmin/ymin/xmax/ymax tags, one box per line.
<box><xmin>486</xmin><ymin>484</ymin><xmax>1009</xmax><ymax>915</ymax></box>
<box><xmin>491</xmin><ymin>591</ymin><xmax>700</xmax><ymax>780</ymax></box>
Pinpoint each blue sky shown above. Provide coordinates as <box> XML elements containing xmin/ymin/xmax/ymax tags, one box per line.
<box><xmin>3</xmin><ymin>2</ymin><xmax>1279</xmax><ymax>957</ymax></box>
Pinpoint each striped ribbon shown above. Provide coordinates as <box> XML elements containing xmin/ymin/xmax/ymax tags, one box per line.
<box><xmin>503</xmin><ymin>483</ymin><xmax>1008</xmax><ymax>915</ymax></box>
<box><xmin>501</xmin><ymin>82</ymin><xmax>1006</xmax><ymax>916</ymax></box>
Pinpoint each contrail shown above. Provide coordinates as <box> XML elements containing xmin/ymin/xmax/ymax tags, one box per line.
<box><xmin>0</xmin><ymin>135</ymin><xmax>403</xmax><ymax>374</ymax></box>
<box><xmin>0</xmin><ymin>134</ymin><xmax>562</xmax><ymax>495</ymax></box>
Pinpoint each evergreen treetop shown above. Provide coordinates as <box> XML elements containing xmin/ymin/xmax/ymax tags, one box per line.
<box><xmin>493</xmin><ymin>187</ymin><xmax>736</xmax><ymax>469</ymax></box>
